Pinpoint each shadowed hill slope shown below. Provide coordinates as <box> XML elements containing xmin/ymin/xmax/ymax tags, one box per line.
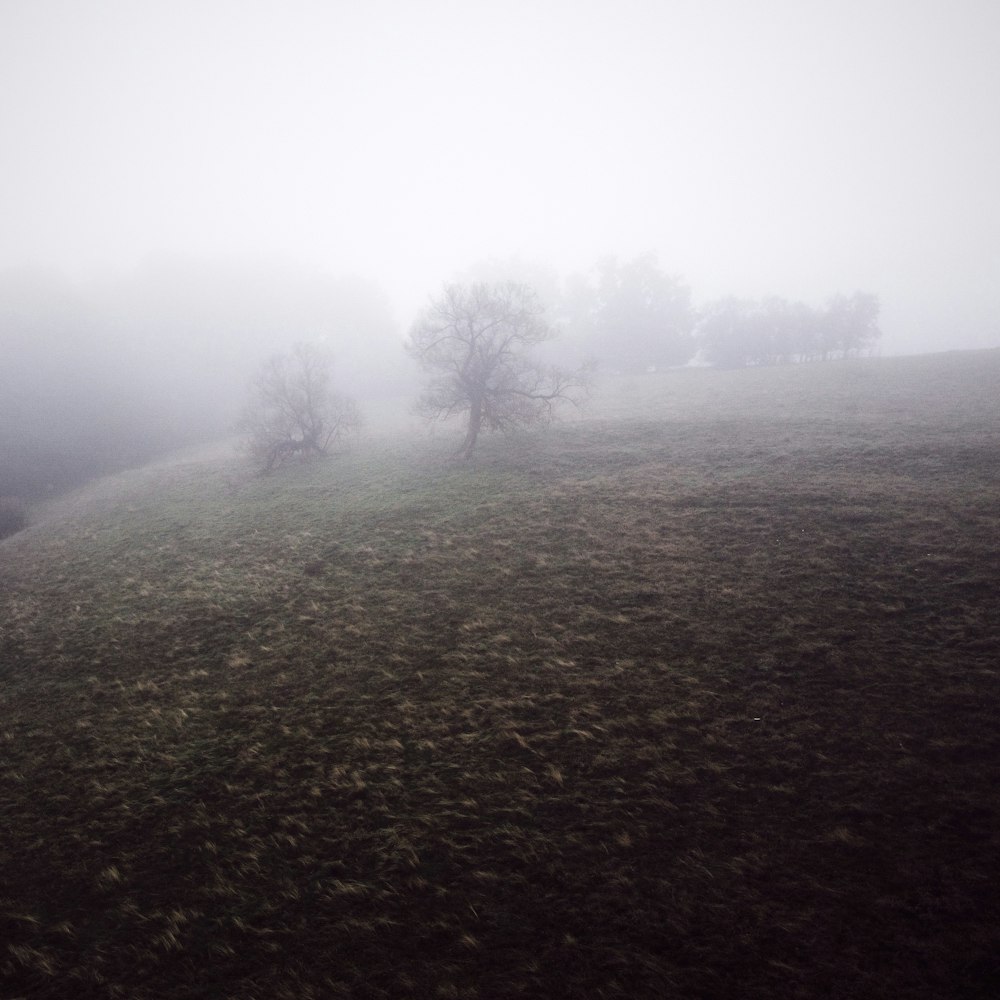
<box><xmin>2</xmin><ymin>351</ymin><xmax>999</xmax><ymax>999</ymax></box>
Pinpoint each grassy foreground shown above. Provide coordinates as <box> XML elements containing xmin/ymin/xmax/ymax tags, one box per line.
<box><xmin>2</xmin><ymin>352</ymin><xmax>999</xmax><ymax>999</ymax></box>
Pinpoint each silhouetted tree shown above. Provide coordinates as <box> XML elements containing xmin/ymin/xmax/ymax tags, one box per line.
<box><xmin>239</xmin><ymin>343</ymin><xmax>360</xmax><ymax>472</ymax></box>
<box><xmin>407</xmin><ymin>282</ymin><xmax>589</xmax><ymax>460</ymax></box>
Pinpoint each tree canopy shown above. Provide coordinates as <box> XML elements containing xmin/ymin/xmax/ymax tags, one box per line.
<box><xmin>407</xmin><ymin>282</ymin><xmax>588</xmax><ymax>459</ymax></box>
<box><xmin>563</xmin><ymin>253</ymin><xmax>696</xmax><ymax>370</ymax></box>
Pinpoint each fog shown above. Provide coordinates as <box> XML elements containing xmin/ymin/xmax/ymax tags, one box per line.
<box><xmin>2</xmin><ymin>1</ymin><xmax>999</xmax><ymax>494</ymax></box>
<box><xmin>4</xmin><ymin>0</ymin><xmax>999</xmax><ymax>341</ymax></box>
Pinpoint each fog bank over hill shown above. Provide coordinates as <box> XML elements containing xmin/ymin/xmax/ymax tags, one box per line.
<box><xmin>1</xmin><ymin>0</ymin><xmax>998</xmax><ymax>357</ymax></box>
<box><xmin>0</xmin><ymin>258</ymin><xmax>411</xmax><ymax>497</ymax></box>
<box><xmin>2</xmin><ymin>0</ymin><xmax>999</xmax><ymax>497</ymax></box>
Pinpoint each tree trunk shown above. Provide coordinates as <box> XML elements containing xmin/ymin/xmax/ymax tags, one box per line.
<box><xmin>460</xmin><ymin>400</ymin><xmax>483</xmax><ymax>460</ymax></box>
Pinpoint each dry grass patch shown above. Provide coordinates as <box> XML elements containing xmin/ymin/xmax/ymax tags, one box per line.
<box><xmin>1</xmin><ymin>352</ymin><xmax>999</xmax><ymax>998</ymax></box>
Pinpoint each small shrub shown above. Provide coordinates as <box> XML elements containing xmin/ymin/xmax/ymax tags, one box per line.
<box><xmin>0</xmin><ymin>496</ymin><xmax>29</xmax><ymax>540</ymax></box>
<box><xmin>238</xmin><ymin>342</ymin><xmax>362</xmax><ymax>474</ymax></box>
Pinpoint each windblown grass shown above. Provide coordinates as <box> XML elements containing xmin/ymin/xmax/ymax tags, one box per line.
<box><xmin>1</xmin><ymin>351</ymin><xmax>998</xmax><ymax>998</ymax></box>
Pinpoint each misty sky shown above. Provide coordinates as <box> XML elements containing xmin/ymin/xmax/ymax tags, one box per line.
<box><xmin>2</xmin><ymin>0</ymin><xmax>998</xmax><ymax>354</ymax></box>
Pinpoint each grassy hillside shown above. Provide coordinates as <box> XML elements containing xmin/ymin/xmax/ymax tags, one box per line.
<box><xmin>2</xmin><ymin>351</ymin><xmax>999</xmax><ymax>999</ymax></box>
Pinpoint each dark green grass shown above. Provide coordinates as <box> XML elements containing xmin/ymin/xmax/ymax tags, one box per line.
<box><xmin>2</xmin><ymin>352</ymin><xmax>999</xmax><ymax>998</ymax></box>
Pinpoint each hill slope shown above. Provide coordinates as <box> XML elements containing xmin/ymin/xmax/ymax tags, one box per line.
<box><xmin>2</xmin><ymin>352</ymin><xmax>999</xmax><ymax>999</ymax></box>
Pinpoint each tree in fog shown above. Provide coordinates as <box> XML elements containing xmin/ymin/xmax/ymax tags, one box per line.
<box><xmin>239</xmin><ymin>342</ymin><xmax>360</xmax><ymax>472</ymax></box>
<box><xmin>698</xmin><ymin>296</ymin><xmax>812</xmax><ymax>368</ymax></box>
<box><xmin>456</xmin><ymin>255</ymin><xmax>563</xmax><ymax>315</ymax></box>
<box><xmin>407</xmin><ymin>283</ymin><xmax>589</xmax><ymax>460</ymax></box>
<box><xmin>698</xmin><ymin>292</ymin><xmax>881</xmax><ymax>367</ymax></box>
<box><xmin>815</xmin><ymin>292</ymin><xmax>881</xmax><ymax>360</ymax></box>
<box><xmin>588</xmin><ymin>253</ymin><xmax>696</xmax><ymax>370</ymax></box>
<box><xmin>696</xmin><ymin>297</ymin><xmax>755</xmax><ymax>368</ymax></box>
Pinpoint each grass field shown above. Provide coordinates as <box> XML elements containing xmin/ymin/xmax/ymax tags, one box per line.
<box><xmin>2</xmin><ymin>351</ymin><xmax>999</xmax><ymax>999</ymax></box>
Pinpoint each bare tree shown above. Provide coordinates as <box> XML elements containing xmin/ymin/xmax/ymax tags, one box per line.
<box><xmin>407</xmin><ymin>282</ymin><xmax>589</xmax><ymax>460</ymax></box>
<box><xmin>239</xmin><ymin>342</ymin><xmax>360</xmax><ymax>472</ymax></box>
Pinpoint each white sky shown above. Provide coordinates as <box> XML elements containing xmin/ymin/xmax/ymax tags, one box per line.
<box><xmin>1</xmin><ymin>0</ymin><xmax>998</xmax><ymax>354</ymax></box>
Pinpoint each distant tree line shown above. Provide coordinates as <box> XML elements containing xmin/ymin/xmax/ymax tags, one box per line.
<box><xmin>558</xmin><ymin>253</ymin><xmax>881</xmax><ymax>372</ymax></box>
<box><xmin>1</xmin><ymin>253</ymin><xmax>884</xmax><ymax>502</ymax></box>
<box><xmin>696</xmin><ymin>292</ymin><xmax>881</xmax><ymax>369</ymax></box>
